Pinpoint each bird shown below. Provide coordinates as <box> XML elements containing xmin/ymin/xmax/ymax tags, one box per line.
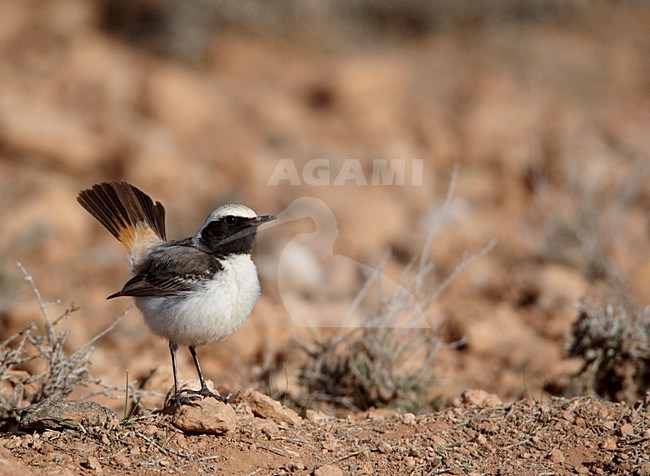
<box><xmin>77</xmin><ymin>181</ymin><xmax>276</xmax><ymax>407</ymax></box>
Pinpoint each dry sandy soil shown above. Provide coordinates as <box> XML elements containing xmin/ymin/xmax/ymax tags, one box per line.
<box><xmin>0</xmin><ymin>0</ymin><xmax>649</xmax><ymax>474</ymax></box>
<box><xmin>1</xmin><ymin>390</ymin><xmax>649</xmax><ymax>475</ymax></box>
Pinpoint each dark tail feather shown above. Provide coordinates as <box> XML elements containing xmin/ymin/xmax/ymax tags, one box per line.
<box><xmin>78</xmin><ymin>181</ymin><xmax>167</xmax><ymax>253</ymax></box>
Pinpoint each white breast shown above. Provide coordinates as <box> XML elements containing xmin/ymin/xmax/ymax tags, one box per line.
<box><xmin>136</xmin><ymin>254</ymin><xmax>261</xmax><ymax>347</ymax></box>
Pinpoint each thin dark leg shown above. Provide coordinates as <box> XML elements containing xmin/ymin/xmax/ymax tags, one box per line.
<box><xmin>179</xmin><ymin>346</ymin><xmax>231</xmax><ymax>403</ymax></box>
<box><xmin>169</xmin><ymin>341</ymin><xmax>179</xmax><ymax>395</ymax></box>
<box><xmin>166</xmin><ymin>341</ymin><xmax>200</xmax><ymax>408</ymax></box>
<box><xmin>189</xmin><ymin>345</ymin><xmax>209</xmax><ymax>391</ymax></box>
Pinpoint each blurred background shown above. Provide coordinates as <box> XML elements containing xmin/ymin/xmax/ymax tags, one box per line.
<box><xmin>0</xmin><ymin>0</ymin><xmax>648</xmax><ymax>413</ymax></box>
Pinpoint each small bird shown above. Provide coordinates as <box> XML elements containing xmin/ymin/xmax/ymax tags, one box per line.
<box><xmin>78</xmin><ymin>181</ymin><xmax>275</xmax><ymax>407</ymax></box>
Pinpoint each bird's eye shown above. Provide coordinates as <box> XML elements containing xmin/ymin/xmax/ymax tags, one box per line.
<box><xmin>225</xmin><ymin>216</ymin><xmax>237</xmax><ymax>225</ymax></box>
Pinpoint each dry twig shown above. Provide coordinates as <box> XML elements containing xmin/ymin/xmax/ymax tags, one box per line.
<box><xmin>0</xmin><ymin>264</ymin><xmax>130</xmax><ymax>424</ymax></box>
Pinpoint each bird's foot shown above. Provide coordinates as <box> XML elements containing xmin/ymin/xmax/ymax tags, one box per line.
<box><xmin>166</xmin><ymin>392</ymin><xmax>202</xmax><ymax>409</ymax></box>
<box><xmin>179</xmin><ymin>386</ymin><xmax>233</xmax><ymax>404</ymax></box>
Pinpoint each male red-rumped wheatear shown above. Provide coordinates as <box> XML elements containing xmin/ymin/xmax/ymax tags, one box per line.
<box><xmin>78</xmin><ymin>181</ymin><xmax>276</xmax><ymax>407</ymax></box>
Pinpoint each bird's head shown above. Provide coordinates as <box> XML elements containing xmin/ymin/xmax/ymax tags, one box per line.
<box><xmin>194</xmin><ymin>204</ymin><xmax>276</xmax><ymax>254</ymax></box>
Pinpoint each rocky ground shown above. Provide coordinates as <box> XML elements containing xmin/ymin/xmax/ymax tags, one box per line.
<box><xmin>2</xmin><ymin>389</ymin><xmax>649</xmax><ymax>475</ymax></box>
<box><xmin>0</xmin><ymin>0</ymin><xmax>649</xmax><ymax>474</ymax></box>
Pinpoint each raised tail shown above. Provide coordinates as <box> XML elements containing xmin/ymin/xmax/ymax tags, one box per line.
<box><xmin>78</xmin><ymin>181</ymin><xmax>166</xmax><ymax>270</ymax></box>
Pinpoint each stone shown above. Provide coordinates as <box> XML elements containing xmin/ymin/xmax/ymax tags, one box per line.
<box><xmin>600</xmin><ymin>437</ymin><xmax>617</xmax><ymax>450</ymax></box>
<box><xmin>453</xmin><ymin>390</ymin><xmax>503</xmax><ymax>408</ymax></box>
<box><xmin>83</xmin><ymin>456</ymin><xmax>103</xmax><ymax>474</ymax></box>
<box><xmin>305</xmin><ymin>409</ymin><xmax>334</xmax><ymax>424</ymax></box>
<box><xmin>167</xmin><ymin>381</ymin><xmax>237</xmax><ymax>435</ymax></box>
<box><xmin>169</xmin><ymin>398</ymin><xmax>237</xmax><ymax>435</ymax></box>
<box><xmin>251</xmin><ymin>418</ymin><xmax>281</xmax><ymax>437</ymax></box>
<box><xmin>19</xmin><ymin>398</ymin><xmax>117</xmax><ymax>431</ymax></box>
<box><xmin>619</xmin><ymin>423</ymin><xmax>634</xmax><ymax>437</ymax></box>
<box><xmin>377</xmin><ymin>442</ymin><xmax>392</xmax><ymax>454</ymax></box>
<box><xmin>548</xmin><ymin>449</ymin><xmax>565</xmax><ymax>464</ymax></box>
<box><xmin>240</xmin><ymin>388</ymin><xmax>301</xmax><ymax>426</ymax></box>
<box><xmin>313</xmin><ymin>464</ymin><xmax>344</xmax><ymax>476</ymax></box>
<box><xmin>401</xmin><ymin>413</ymin><xmax>417</xmax><ymax>425</ymax></box>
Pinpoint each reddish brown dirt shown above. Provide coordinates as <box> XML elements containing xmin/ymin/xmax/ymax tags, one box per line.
<box><xmin>0</xmin><ymin>0</ymin><xmax>649</xmax><ymax>474</ymax></box>
<box><xmin>2</xmin><ymin>391</ymin><xmax>650</xmax><ymax>476</ymax></box>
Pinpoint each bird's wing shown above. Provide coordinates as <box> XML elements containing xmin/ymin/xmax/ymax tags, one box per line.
<box><xmin>107</xmin><ymin>244</ymin><xmax>222</xmax><ymax>299</ymax></box>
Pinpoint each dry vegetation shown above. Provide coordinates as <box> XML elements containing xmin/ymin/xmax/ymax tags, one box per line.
<box><xmin>567</xmin><ymin>301</ymin><xmax>650</xmax><ymax>403</ymax></box>
<box><xmin>0</xmin><ymin>265</ymin><xmax>132</xmax><ymax>427</ymax></box>
<box><xmin>286</xmin><ymin>185</ymin><xmax>497</xmax><ymax>413</ymax></box>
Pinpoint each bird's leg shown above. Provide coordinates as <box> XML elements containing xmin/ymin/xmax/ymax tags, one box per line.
<box><xmin>179</xmin><ymin>346</ymin><xmax>233</xmax><ymax>403</ymax></box>
<box><xmin>166</xmin><ymin>341</ymin><xmax>200</xmax><ymax>408</ymax></box>
<box><xmin>170</xmin><ymin>341</ymin><xmax>180</xmax><ymax>395</ymax></box>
